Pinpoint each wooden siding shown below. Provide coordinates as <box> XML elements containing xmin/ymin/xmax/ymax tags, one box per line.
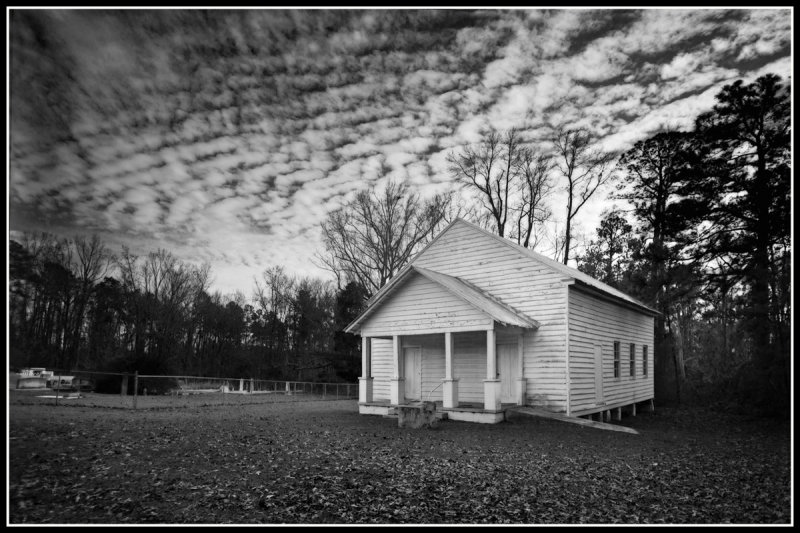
<box><xmin>568</xmin><ymin>287</ymin><xmax>655</xmax><ymax>413</ymax></box>
<box><xmin>402</xmin><ymin>335</ymin><xmax>445</xmax><ymax>402</ymax></box>
<box><xmin>370</xmin><ymin>338</ymin><xmax>392</xmax><ymax>401</ymax></box>
<box><xmin>369</xmin><ymin>333</ymin><xmax>482</xmax><ymax>403</ymax></box>
<box><xmin>360</xmin><ymin>272</ymin><xmax>492</xmax><ymax>337</ymax></box>
<box><xmin>413</xmin><ymin>221</ymin><xmax>568</xmax><ymax>411</ymax></box>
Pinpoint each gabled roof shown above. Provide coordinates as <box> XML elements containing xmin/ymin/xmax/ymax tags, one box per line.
<box><xmin>345</xmin><ymin>218</ymin><xmax>658</xmax><ymax>335</ymax></box>
<box><xmin>344</xmin><ymin>265</ymin><xmax>539</xmax><ymax>333</ymax></box>
<box><xmin>414</xmin><ymin>267</ymin><xmax>539</xmax><ymax>329</ymax></box>
<box><xmin>445</xmin><ymin>219</ymin><xmax>659</xmax><ymax>316</ymax></box>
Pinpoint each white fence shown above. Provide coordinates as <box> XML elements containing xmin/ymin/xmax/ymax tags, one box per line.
<box><xmin>9</xmin><ymin>370</ymin><xmax>358</xmax><ymax>409</ymax></box>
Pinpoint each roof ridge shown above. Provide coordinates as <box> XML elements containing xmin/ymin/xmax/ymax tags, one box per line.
<box><xmin>447</xmin><ymin>218</ymin><xmax>658</xmax><ymax>315</ymax></box>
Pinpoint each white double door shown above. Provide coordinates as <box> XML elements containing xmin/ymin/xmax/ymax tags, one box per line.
<box><xmin>403</xmin><ymin>342</ymin><xmax>518</xmax><ymax>404</ymax></box>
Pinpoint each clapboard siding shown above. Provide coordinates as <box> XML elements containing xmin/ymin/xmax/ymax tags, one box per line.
<box><xmin>414</xmin><ymin>222</ymin><xmax>568</xmax><ymax>411</ymax></box>
<box><xmin>368</xmin><ymin>333</ymin><xmax>486</xmax><ymax>403</ymax></box>
<box><xmin>370</xmin><ymin>338</ymin><xmax>392</xmax><ymax>401</ymax></box>
<box><xmin>568</xmin><ymin>287</ymin><xmax>654</xmax><ymax>413</ymax></box>
<box><xmin>402</xmin><ymin>334</ymin><xmax>445</xmax><ymax>402</ymax></box>
<box><xmin>361</xmin><ymin>273</ymin><xmax>491</xmax><ymax>337</ymax></box>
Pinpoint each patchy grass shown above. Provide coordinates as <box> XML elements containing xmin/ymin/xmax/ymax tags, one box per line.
<box><xmin>8</xmin><ymin>397</ymin><xmax>791</xmax><ymax>524</ymax></box>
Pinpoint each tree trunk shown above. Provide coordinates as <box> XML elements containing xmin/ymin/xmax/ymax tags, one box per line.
<box><xmin>750</xmin><ymin>155</ymin><xmax>773</xmax><ymax>368</ymax></box>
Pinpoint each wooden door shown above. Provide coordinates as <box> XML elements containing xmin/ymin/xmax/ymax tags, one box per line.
<box><xmin>497</xmin><ymin>343</ymin><xmax>517</xmax><ymax>404</ymax></box>
<box><xmin>403</xmin><ymin>347</ymin><xmax>421</xmax><ymax>401</ymax></box>
<box><xmin>594</xmin><ymin>344</ymin><xmax>604</xmax><ymax>405</ymax></box>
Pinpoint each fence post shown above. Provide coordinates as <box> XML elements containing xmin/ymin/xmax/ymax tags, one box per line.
<box><xmin>133</xmin><ymin>371</ymin><xmax>138</xmax><ymax>410</ymax></box>
<box><xmin>121</xmin><ymin>374</ymin><xmax>128</xmax><ymax>397</ymax></box>
<box><xmin>55</xmin><ymin>374</ymin><xmax>61</xmax><ymax>406</ymax></box>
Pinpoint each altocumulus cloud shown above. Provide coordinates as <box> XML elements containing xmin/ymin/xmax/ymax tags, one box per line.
<box><xmin>9</xmin><ymin>8</ymin><xmax>791</xmax><ymax>295</ymax></box>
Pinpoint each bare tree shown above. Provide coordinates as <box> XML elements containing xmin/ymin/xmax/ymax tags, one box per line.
<box><xmin>16</xmin><ymin>232</ymin><xmax>75</xmax><ymax>368</ymax></box>
<box><xmin>447</xmin><ymin>128</ymin><xmax>522</xmax><ymax>237</ymax></box>
<box><xmin>253</xmin><ymin>265</ymin><xmax>295</xmax><ymax>369</ymax></box>
<box><xmin>419</xmin><ymin>190</ymin><xmax>480</xmax><ymax>246</ymax></box>
<box><xmin>66</xmin><ymin>234</ymin><xmax>114</xmax><ymax>369</ymax></box>
<box><xmin>544</xmin><ymin>219</ymin><xmax>567</xmax><ymax>263</ymax></box>
<box><xmin>448</xmin><ymin>128</ymin><xmax>554</xmax><ymax>248</ymax></box>
<box><xmin>552</xmin><ymin>127</ymin><xmax>615</xmax><ymax>265</ymax></box>
<box><xmin>116</xmin><ymin>246</ymin><xmax>207</xmax><ymax>364</ymax></box>
<box><xmin>514</xmin><ymin>148</ymin><xmax>553</xmax><ymax>249</ymax></box>
<box><xmin>318</xmin><ymin>179</ymin><xmax>450</xmax><ymax>296</ymax></box>
<box><xmin>253</xmin><ymin>265</ymin><xmax>295</xmax><ymax>324</ymax></box>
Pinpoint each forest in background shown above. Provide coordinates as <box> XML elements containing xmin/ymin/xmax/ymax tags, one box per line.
<box><xmin>8</xmin><ymin>74</ymin><xmax>790</xmax><ymax>415</ymax></box>
<box><xmin>9</xmin><ymin>238</ymin><xmax>366</xmax><ymax>384</ymax></box>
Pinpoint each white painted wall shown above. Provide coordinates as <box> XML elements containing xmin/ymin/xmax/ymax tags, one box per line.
<box><xmin>413</xmin><ymin>221</ymin><xmax>568</xmax><ymax>411</ymax></box>
<box><xmin>370</xmin><ymin>332</ymin><xmax>481</xmax><ymax>404</ymax></box>
<box><xmin>568</xmin><ymin>286</ymin><xmax>655</xmax><ymax>414</ymax></box>
<box><xmin>361</xmin><ymin>272</ymin><xmax>492</xmax><ymax>337</ymax></box>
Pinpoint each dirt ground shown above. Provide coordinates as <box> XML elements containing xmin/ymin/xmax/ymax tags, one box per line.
<box><xmin>7</xmin><ymin>393</ymin><xmax>791</xmax><ymax>524</ymax></box>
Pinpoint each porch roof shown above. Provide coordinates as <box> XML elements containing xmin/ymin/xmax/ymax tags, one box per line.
<box><xmin>345</xmin><ymin>265</ymin><xmax>539</xmax><ymax>334</ymax></box>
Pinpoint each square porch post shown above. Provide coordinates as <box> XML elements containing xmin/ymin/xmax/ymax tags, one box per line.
<box><xmin>442</xmin><ymin>331</ymin><xmax>459</xmax><ymax>408</ymax></box>
<box><xmin>358</xmin><ymin>336</ymin><xmax>373</xmax><ymax>403</ymax></box>
<box><xmin>516</xmin><ymin>333</ymin><xmax>527</xmax><ymax>405</ymax></box>
<box><xmin>389</xmin><ymin>335</ymin><xmax>404</xmax><ymax>405</ymax></box>
<box><xmin>483</xmin><ymin>328</ymin><xmax>501</xmax><ymax>411</ymax></box>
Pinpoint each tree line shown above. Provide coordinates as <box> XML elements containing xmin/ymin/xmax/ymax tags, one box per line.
<box><xmin>9</xmin><ymin>74</ymin><xmax>790</xmax><ymax>414</ymax></box>
<box><xmin>9</xmin><ymin>234</ymin><xmax>369</xmax><ymax>383</ymax></box>
<box><xmin>574</xmin><ymin>74</ymin><xmax>790</xmax><ymax>415</ymax></box>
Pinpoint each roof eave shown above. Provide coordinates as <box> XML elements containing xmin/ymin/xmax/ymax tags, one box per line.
<box><xmin>495</xmin><ymin>317</ymin><xmax>540</xmax><ymax>330</ymax></box>
<box><xmin>413</xmin><ymin>266</ymin><xmax>540</xmax><ymax>329</ymax></box>
<box><xmin>571</xmin><ymin>279</ymin><xmax>661</xmax><ymax>317</ymax></box>
<box><xmin>453</xmin><ymin>219</ymin><xmax>658</xmax><ymax>317</ymax></box>
<box><xmin>344</xmin><ymin>264</ymin><xmax>542</xmax><ymax>334</ymax></box>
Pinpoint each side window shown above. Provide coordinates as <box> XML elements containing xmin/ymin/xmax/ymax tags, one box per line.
<box><xmin>630</xmin><ymin>343</ymin><xmax>635</xmax><ymax>377</ymax></box>
<box><xmin>613</xmin><ymin>341</ymin><xmax>620</xmax><ymax>378</ymax></box>
<box><xmin>643</xmin><ymin>345</ymin><xmax>648</xmax><ymax>377</ymax></box>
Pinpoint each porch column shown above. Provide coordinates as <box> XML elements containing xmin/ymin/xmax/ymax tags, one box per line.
<box><xmin>358</xmin><ymin>336</ymin><xmax>373</xmax><ymax>403</ymax></box>
<box><xmin>483</xmin><ymin>329</ymin><xmax>501</xmax><ymax>411</ymax></box>
<box><xmin>389</xmin><ymin>335</ymin><xmax>404</xmax><ymax>405</ymax></box>
<box><xmin>442</xmin><ymin>331</ymin><xmax>459</xmax><ymax>408</ymax></box>
<box><xmin>516</xmin><ymin>333</ymin><xmax>527</xmax><ymax>406</ymax></box>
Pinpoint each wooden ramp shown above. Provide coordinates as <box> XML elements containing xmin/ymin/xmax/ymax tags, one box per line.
<box><xmin>508</xmin><ymin>407</ymin><xmax>639</xmax><ymax>435</ymax></box>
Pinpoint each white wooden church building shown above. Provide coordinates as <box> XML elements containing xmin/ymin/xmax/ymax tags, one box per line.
<box><xmin>345</xmin><ymin>218</ymin><xmax>657</xmax><ymax>424</ymax></box>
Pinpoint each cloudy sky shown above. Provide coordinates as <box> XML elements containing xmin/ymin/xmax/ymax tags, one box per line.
<box><xmin>8</xmin><ymin>8</ymin><xmax>792</xmax><ymax>296</ymax></box>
